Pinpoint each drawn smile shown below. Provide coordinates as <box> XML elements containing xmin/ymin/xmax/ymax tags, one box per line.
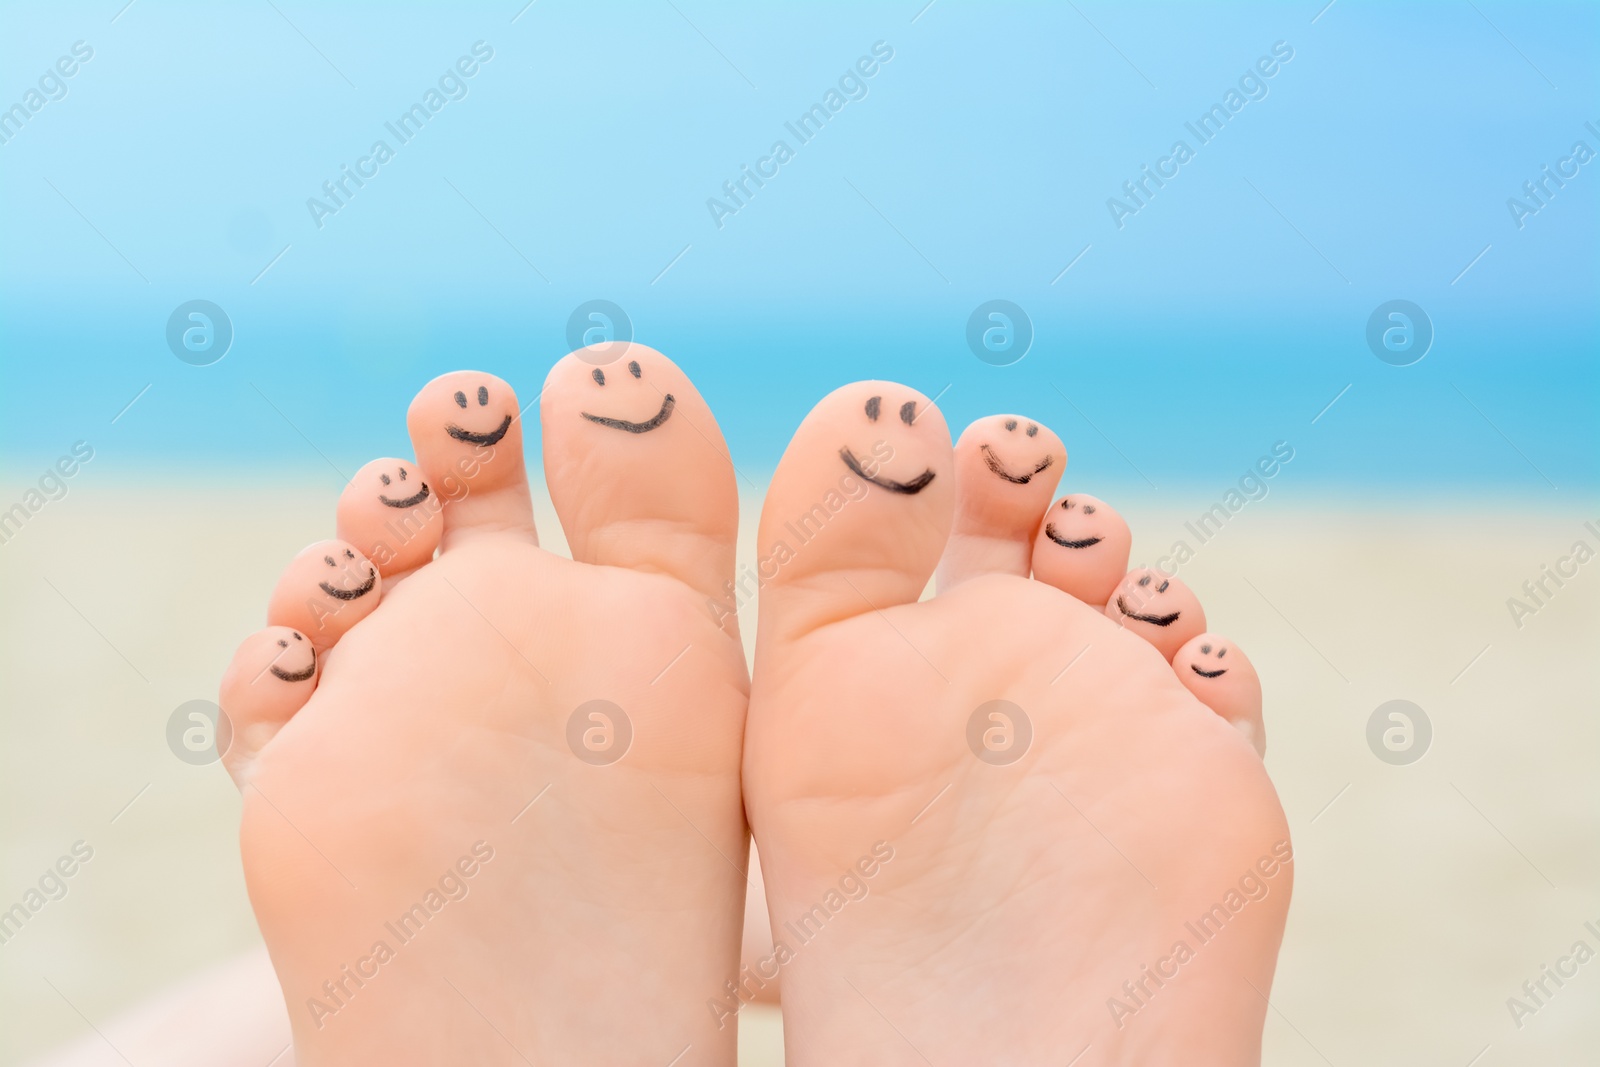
<box><xmin>840</xmin><ymin>447</ymin><xmax>936</xmax><ymax>495</ymax></box>
<box><xmin>980</xmin><ymin>444</ymin><xmax>1053</xmax><ymax>485</ymax></box>
<box><xmin>1190</xmin><ymin>664</ymin><xmax>1227</xmax><ymax>678</ymax></box>
<box><xmin>271</xmin><ymin>647</ymin><xmax>317</xmax><ymax>682</ymax></box>
<box><xmin>378</xmin><ymin>484</ymin><xmax>430</xmax><ymax>509</ymax></box>
<box><xmin>581</xmin><ymin>394</ymin><xmax>676</xmax><ymax>433</ymax></box>
<box><xmin>446</xmin><ymin>415</ymin><xmax>512</xmax><ymax>446</ymax></box>
<box><xmin>1044</xmin><ymin>522</ymin><xmax>1101</xmax><ymax>549</ymax></box>
<box><xmin>319</xmin><ymin>568</ymin><xmax>376</xmax><ymax>601</ymax></box>
<box><xmin>1115</xmin><ymin>595</ymin><xmax>1180</xmax><ymax>627</ymax></box>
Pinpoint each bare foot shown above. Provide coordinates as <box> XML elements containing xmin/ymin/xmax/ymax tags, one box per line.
<box><xmin>744</xmin><ymin>392</ymin><xmax>1291</xmax><ymax>1065</ymax></box>
<box><xmin>219</xmin><ymin>350</ymin><xmax>749</xmax><ymax>1065</ymax></box>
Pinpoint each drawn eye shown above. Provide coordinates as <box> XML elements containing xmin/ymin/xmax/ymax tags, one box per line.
<box><xmin>277</xmin><ymin>639</ymin><xmax>288</xmax><ymax>648</ymax></box>
<box><xmin>628</xmin><ymin>360</ymin><xmax>641</xmax><ymax>378</ymax></box>
<box><xmin>454</xmin><ymin>391</ymin><xmax>467</xmax><ymax>408</ymax></box>
<box><xmin>1004</xmin><ymin>418</ymin><xmax>1017</xmax><ymax>431</ymax></box>
<box><xmin>477</xmin><ymin>386</ymin><xmax>488</xmax><ymax>406</ymax></box>
<box><xmin>324</xmin><ymin>556</ymin><xmax>336</xmax><ymax>566</ymax></box>
<box><xmin>344</xmin><ymin>549</ymin><xmax>355</xmax><ymax>559</ymax></box>
<box><xmin>1157</xmin><ymin>580</ymin><xmax>1169</xmax><ymax>593</ymax></box>
<box><xmin>1200</xmin><ymin>644</ymin><xmax>1211</xmax><ymax>654</ymax></box>
<box><xmin>899</xmin><ymin>401</ymin><xmax>917</xmax><ymax>425</ymax></box>
<box><xmin>380</xmin><ymin>474</ymin><xmax>391</xmax><ymax>485</ymax></box>
<box><xmin>1026</xmin><ymin>424</ymin><xmax>1038</xmax><ymax>437</ymax></box>
<box><xmin>1083</xmin><ymin>505</ymin><xmax>1096</xmax><ymax>514</ymax></box>
<box><xmin>865</xmin><ymin>396</ymin><xmax>881</xmax><ymax>421</ymax></box>
<box><xmin>593</xmin><ymin>369</ymin><xmax>606</xmax><ymax>386</ymax></box>
<box><xmin>1138</xmin><ymin>574</ymin><xmax>1151</xmax><ymax>587</ymax></box>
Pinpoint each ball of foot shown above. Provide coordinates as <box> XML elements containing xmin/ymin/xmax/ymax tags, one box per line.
<box><xmin>1030</xmin><ymin>493</ymin><xmax>1130</xmax><ymax>605</ymax></box>
<box><xmin>1174</xmin><ymin>632</ymin><xmax>1264</xmax><ymax>754</ymax></box>
<box><xmin>1104</xmin><ymin>567</ymin><xmax>1205</xmax><ymax>660</ymax></box>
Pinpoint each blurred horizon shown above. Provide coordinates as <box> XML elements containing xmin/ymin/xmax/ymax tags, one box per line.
<box><xmin>2</xmin><ymin>0</ymin><xmax>1594</xmax><ymax>493</ymax></box>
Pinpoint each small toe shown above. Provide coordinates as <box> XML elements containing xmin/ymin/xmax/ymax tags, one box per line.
<box><xmin>936</xmin><ymin>414</ymin><xmax>1065</xmax><ymax>591</ymax></box>
<box><xmin>407</xmin><ymin>370</ymin><xmax>537</xmax><ymax>550</ymax></box>
<box><xmin>1174</xmin><ymin>633</ymin><xmax>1266</xmax><ymax>755</ymax></box>
<box><xmin>265</xmin><ymin>538</ymin><xmax>381</xmax><ymax>650</ymax></box>
<box><xmin>1030</xmin><ymin>493</ymin><xmax>1131</xmax><ymax>606</ymax></box>
<box><xmin>337</xmin><ymin>457</ymin><xmax>443</xmax><ymax>579</ymax></box>
<box><xmin>219</xmin><ymin>626</ymin><xmax>320</xmax><ymax>785</ymax></box>
<box><xmin>1104</xmin><ymin>567</ymin><xmax>1206</xmax><ymax>661</ymax></box>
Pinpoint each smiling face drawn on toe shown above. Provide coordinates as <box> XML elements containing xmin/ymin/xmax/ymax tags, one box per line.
<box><xmin>1104</xmin><ymin>567</ymin><xmax>1206</xmax><ymax>660</ymax></box>
<box><xmin>445</xmin><ymin>383</ymin><xmax>513</xmax><ymax>445</ymax></box>
<box><xmin>580</xmin><ymin>359</ymin><xmax>676</xmax><ymax>433</ymax></box>
<box><xmin>1172</xmin><ymin>632</ymin><xmax>1263</xmax><ymax>751</ymax></box>
<box><xmin>374</xmin><ymin>463</ymin><xmax>430</xmax><ymax>509</ymax></box>
<box><xmin>978</xmin><ymin>419</ymin><xmax>1054</xmax><ymax>485</ymax></box>
<box><xmin>1043</xmin><ymin>497</ymin><xmax>1104</xmax><ymax>549</ymax></box>
<box><xmin>319</xmin><ymin>547</ymin><xmax>376</xmax><ymax>601</ymax></box>
<box><xmin>268</xmin><ymin>631</ymin><xmax>316</xmax><ymax>682</ymax></box>
<box><xmin>840</xmin><ymin>394</ymin><xmax>938</xmax><ymax>494</ymax></box>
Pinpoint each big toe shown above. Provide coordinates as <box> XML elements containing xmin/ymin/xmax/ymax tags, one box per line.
<box><xmin>937</xmin><ymin>413</ymin><xmax>1065</xmax><ymax>590</ymax></box>
<box><xmin>755</xmin><ymin>380</ymin><xmax>954</xmax><ymax>638</ymax></box>
<box><xmin>540</xmin><ymin>343</ymin><xmax>738</xmax><ymax>606</ymax></box>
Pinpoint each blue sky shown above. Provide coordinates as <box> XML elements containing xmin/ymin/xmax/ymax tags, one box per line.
<box><xmin>1</xmin><ymin>1</ymin><xmax>1594</xmax><ymax>495</ymax></box>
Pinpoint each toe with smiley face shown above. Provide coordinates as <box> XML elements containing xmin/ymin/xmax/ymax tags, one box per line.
<box><xmin>753</xmin><ymin>381</ymin><xmax>954</xmax><ymax>631</ymax></box>
<box><xmin>337</xmin><ymin>457</ymin><xmax>443</xmax><ymax>577</ymax></box>
<box><xmin>936</xmin><ymin>414</ymin><xmax>1066</xmax><ymax>588</ymax></box>
<box><xmin>1103</xmin><ymin>567</ymin><xmax>1206</xmax><ymax>660</ymax></box>
<box><xmin>1173</xmin><ymin>633</ymin><xmax>1264</xmax><ymax>754</ymax></box>
<box><xmin>539</xmin><ymin>344</ymin><xmax>738</xmax><ymax>600</ymax></box>
<box><xmin>266</xmin><ymin>538</ymin><xmax>382</xmax><ymax>649</ymax></box>
<box><xmin>1029</xmin><ymin>494</ymin><xmax>1131</xmax><ymax>606</ymax></box>
<box><xmin>268</xmin><ymin>630</ymin><xmax>317</xmax><ymax>682</ymax></box>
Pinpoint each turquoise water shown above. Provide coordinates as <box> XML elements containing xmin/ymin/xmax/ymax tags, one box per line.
<box><xmin>1</xmin><ymin>1</ymin><xmax>1594</xmax><ymax>492</ymax></box>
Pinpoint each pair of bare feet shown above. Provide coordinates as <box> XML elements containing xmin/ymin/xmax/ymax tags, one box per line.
<box><xmin>218</xmin><ymin>346</ymin><xmax>1291</xmax><ymax>1066</ymax></box>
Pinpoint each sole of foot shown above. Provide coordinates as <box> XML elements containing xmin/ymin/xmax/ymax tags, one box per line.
<box><xmin>219</xmin><ymin>349</ymin><xmax>751</xmax><ymax>1066</ymax></box>
<box><xmin>744</xmin><ymin>388</ymin><xmax>1289</xmax><ymax>1065</ymax></box>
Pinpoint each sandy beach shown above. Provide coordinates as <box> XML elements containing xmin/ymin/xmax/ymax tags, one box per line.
<box><xmin>2</xmin><ymin>480</ymin><xmax>1595</xmax><ymax>1065</ymax></box>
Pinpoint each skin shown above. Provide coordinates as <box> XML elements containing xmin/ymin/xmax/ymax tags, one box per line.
<box><xmin>1103</xmin><ymin>567</ymin><xmax>1207</xmax><ymax>661</ymax></box>
<box><xmin>746</xmin><ymin>384</ymin><xmax>1290</xmax><ymax>1065</ymax></box>
<box><xmin>1173</xmin><ymin>633</ymin><xmax>1266</xmax><ymax>755</ymax></box>
<box><xmin>220</xmin><ymin>352</ymin><xmax>749</xmax><ymax>1066</ymax></box>
<box><xmin>1029</xmin><ymin>493</ymin><xmax>1132</xmax><ymax>606</ymax></box>
<box><xmin>336</xmin><ymin>458</ymin><xmax>443</xmax><ymax>577</ymax></box>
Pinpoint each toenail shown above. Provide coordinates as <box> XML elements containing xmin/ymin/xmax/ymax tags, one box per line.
<box><xmin>966</xmin><ymin>699</ymin><xmax>1032</xmax><ymax>766</ymax></box>
<box><xmin>566</xmin><ymin>700</ymin><xmax>633</xmax><ymax>766</ymax></box>
<box><xmin>167</xmin><ymin>699</ymin><xmax>232</xmax><ymax>766</ymax></box>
